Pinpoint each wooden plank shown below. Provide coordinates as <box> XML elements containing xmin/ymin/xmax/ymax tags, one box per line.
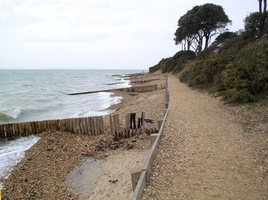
<box><xmin>132</xmin><ymin>171</ymin><xmax>146</xmax><ymax>200</ymax></box>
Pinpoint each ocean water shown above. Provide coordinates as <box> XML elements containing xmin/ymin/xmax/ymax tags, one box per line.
<box><xmin>0</xmin><ymin>69</ymin><xmax>142</xmax><ymax>124</ymax></box>
<box><xmin>0</xmin><ymin>69</ymin><xmax>143</xmax><ymax>186</ymax></box>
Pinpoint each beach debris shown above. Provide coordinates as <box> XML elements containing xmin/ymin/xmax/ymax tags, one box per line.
<box><xmin>145</xmin><ymin>119</ymin><xmax>154</xmax><ymax>123</ymax></box>
<box><xmin>109</xmin><ymin>179</ymin><xmax>118</xmax><ymax>184</ymax></box>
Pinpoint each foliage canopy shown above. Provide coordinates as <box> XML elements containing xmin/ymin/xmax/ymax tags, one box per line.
<box><xmin>174</xmin><ymin>3</ymin><xmax>231</xmax><ymax>54</ymax></box>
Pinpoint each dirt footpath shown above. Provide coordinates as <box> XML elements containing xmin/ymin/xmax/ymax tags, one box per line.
<box><xmin>142</xmin><ymin>75</ymin><xmax>268</xmax><ymax>200</ymax></box>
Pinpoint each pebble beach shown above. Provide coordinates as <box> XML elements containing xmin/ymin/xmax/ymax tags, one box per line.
<box><xmin>1</xmin><ymin>73</ymin><xmax>167</xmax><ymax>199</ymax></box>
<box><xmin>2</xmin><ymin>73</ymin><xmax>268</xmax><ymax>199</ymax></box>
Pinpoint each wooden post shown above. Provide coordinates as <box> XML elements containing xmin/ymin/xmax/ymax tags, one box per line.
<box><xmin>68</xmin><ymin>118</ymin><xmax>73</xmax><ymax>133</ymax></box>
<box><xmin>88</xmin><ymin>117</ymin><xmax>92</xmax><ymax>135</ymax></box>
<box><xmin>13</xmin><ymin>123</ymin><xmax>18</xmax><ymax>137</ymax></box>
<box><xmin>21</xmin><ymin>123</ymin><xmax>26</xmax><ymax>136</ymax></box>
<box><xmin>82</xmin><ymin>117</ymin><xmax>86</xmax><ymax>134</ymax></box>
<box><xmin>24</xmin><ymin>122</ymin><xmax>29</xmax><ymax>136</ymax></box>
<box><xmin>32</xmin><ymin>122</ymin><xmax>37</xmax><ymax>134</ymax></box>
<box><xmin>95</xmin><ymin>117</ymin><xmax>100</xmax><ymax>135</ymax></box>
<box><xmin>87</xmin><ymin>117</ymin><xmax>90</xmax><ymax>135</ymax></box>
<box><xmin>112</xmin><ymin>115</ymin><xmax>118</xmax><ymax>138</ymax></box>
<box><xmin>100</xmin><ymin>116</ymin><xmax>104</xmax><ymax>134</ymax></box>
<box><xmin>64</xmin><ymin>119</ymin><xmax>69</xmax><ymax>132</ymax></box>
<box><xmin>59</xmin><ymin>119</ymin><xmax>63</xmax><ymax>131</ymax></box>
<box><xmin>78</xmin><ymin>118</ymin><xmax>82</xmax><ymax>134</ymax></box>
<box><xmin>0</xmin><ymin>125</ymin><xmax>4</xmax><ymax>138</ymax></box>
<box><xmin>109</xmin><ymin>115</ymin><xmax>113</xmax><ymax>135</ymax></box>
<box><xmin>94</xmin><ymin>117</ymin><xmax>98</xmax><ymax>135</ymax></box>
<box><xmin>6</xmin><ymin>124</ymin><xmax>11</xmax><ymax>137</ymax></box>
<box><xmin>125</xmin><ymin>113</ymin><xmax>130</xmax><ymax>138</ymax></box>
<box><xmin>73</xmin><ymin>118</ymin><xmax>77</xmax><ymax>134</ymax></box>
<box><xmin>18</xmin><ymin>123</ymin><xmax>23</xmax><ymax>136</ymax></box>
<box><xmin>77</xmin><ymin>118</ymin><xmax>81</xmax><ymax>134</ymax></box>
<box><xmin>43</xmin><ymin>120</ymin><xmax>47</xmax><ymax>131</ymax></box>
<box><xmin>92</xmin><ymin>117</ymin><xmax>96</xmax><ymax>136</ymax></box>
<box><xmin>37</xmin><ymin>121</ymin><xmax>41</xmax><ymax>133</ymax></box>
<box><xmin>56</xmin><ymin>120</ymin><xmax>60</xmax><ymax>131</ymax></box>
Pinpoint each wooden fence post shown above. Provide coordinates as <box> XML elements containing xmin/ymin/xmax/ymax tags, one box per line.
<box><xmin>109</xmin><ymin>115</ymin><xmax>113</xmax><ymax>135</ymax></box>
<box><xmin>125</xmin><ymin>113</ymin><xmax>130</xmax><ymax>138</ymax></box>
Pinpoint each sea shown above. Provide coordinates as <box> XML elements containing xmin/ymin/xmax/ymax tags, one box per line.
<box><xmin>0</xmin><ymin>69</ymin><xmax>144</xmax><ymax>187</ymax></box>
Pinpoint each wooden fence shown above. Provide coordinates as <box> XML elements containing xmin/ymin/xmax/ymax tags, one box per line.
<box><xmin>0</xmin><ymin>112</ymin><xmax>158</xmax><ymax>139</ymax></box>
<box><xmin>0</xmin><ymin>116</ymin><xmax>104</xmax><ymax>138</ymax></box>
<box><xmin>109</xmin><ymin>112</ymin><xmax>157</xmax><ymax>139</ymax></box>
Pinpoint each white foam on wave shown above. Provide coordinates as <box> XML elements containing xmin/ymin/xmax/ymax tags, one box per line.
<box><xmin>1</xmin><ymin>107</ymin><xmax>21</xmax><ymax>119</ymax></box>
<box><xmin>68</xmin><ymin>92</ymin><xmax>122</xmax><ymax>118</ymax></box>
<box><xmin>0</xmin><ymin>135</ymin><xmax>40</xmax><ymax>185</ymax></box>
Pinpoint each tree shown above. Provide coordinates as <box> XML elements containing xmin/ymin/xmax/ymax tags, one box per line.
<box><xmin>244</xmin><ymin>12</ymin><xmax>268</xmax><ymax>38</ymax></box>
<box><xmin>174</xmin><ymin>3</ymin><xmax>231</xmax><ymax>54</ymax></box>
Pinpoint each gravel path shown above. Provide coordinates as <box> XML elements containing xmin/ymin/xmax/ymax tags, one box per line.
<box><xmin>142</xmin><ymin>75</ymin><xmax>268</xmax><ymax>200</ymax></box>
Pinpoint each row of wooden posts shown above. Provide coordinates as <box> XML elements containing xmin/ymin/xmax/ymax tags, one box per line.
<box><xmin>0</xmin><ymin>116</ymin><xmax>105</xmax><ymax>138</ymax></box>
<box><xmin>110</xmin><ymin>112</ymin><xmax>147</xmax><ymax>139</ymax></box>
<box><xmin>0</xmin><ymin>112</ymin><xmax>152</xmax><ymax>139</ymax></box>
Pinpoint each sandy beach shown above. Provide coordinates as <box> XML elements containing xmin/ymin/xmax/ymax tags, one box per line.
<box><xmin>1</xmin><ymin>73</ymin><xmax>167</xmax><ymax>199</ymax></box>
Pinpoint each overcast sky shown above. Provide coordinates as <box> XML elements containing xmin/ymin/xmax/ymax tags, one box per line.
<box><xmin>0</xmin><ymin>0</ymin><xmax>258</xmax><ymax>70</ymax></box>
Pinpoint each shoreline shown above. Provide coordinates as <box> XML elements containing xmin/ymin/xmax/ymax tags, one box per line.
<box><xmin>1</xmin><ymin>73</ymin><xmax>167</xmax><ymax>199</ymax></box>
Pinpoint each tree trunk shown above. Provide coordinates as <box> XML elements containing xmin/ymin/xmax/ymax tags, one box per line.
<box><xmin>204</xmin><ymin>35</ymin><xmax>210</xmax><ymax>49</ymax></box>
<box><xmin>264</xmin><ymin>0</ymin><xmax>267</xmax><ymax>12</ymax></box>
<box><xmin>259</xmin><ymin>0</ymin><xmax>263</xmax><ymax>13</ymax></box>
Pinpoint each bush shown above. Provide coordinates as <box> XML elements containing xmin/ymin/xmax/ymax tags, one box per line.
<box><xmin>179</xmin><ymin>36</ymin><xmax>268</xmax><ymax>103</ymax></box>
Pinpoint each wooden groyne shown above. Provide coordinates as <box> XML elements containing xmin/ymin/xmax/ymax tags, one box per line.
<box><xmin>0</xmin><ymin>112</ymin><xmax>158</xmax><ymax>139</ymax></box>
<box><xmin>67</xmin><ymin>84</ymin><xmax>163</xmax><ymax>96</ymax></box>
<box><xmin>0</xmin><ymin>116</ymin><xmax>105</xmax><ymax>138</ymax></box>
